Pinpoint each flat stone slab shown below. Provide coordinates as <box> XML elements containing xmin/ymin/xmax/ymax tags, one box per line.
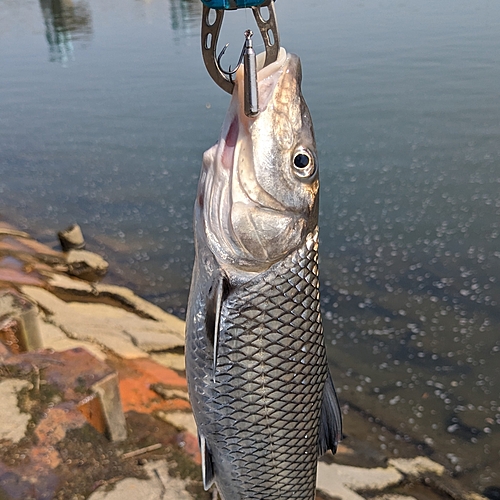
<box><xmin>372</xmin><ymin>495</ymin><xmax>418</xmax><ymax>500</ymax></box>
<box><xmin>317</xmin><ymin>462</ymin><xmax>403</xmax><ymax>500</ymax></box>
<box><xmin>21</xmin><ymin>286</ymin><xmax>184</xmax><ymax>359</ymax></box>
<box><xmin>47</xmin><ymin>274</ymin><xmax>186</xmax><ymax>338</ymax></box>
<box><xmin>39</xmin><ymin>321</ymin><xmax>107</xmax><ymax>360</ymax></box>
<box><xmin>66</xmin><ymin>249</ymin><xmax>109</xmax><ymax>281</ymax></box>
<box><xmin>88</xmin><ymin>460</ymin><xmax>192</xmax><ymax>500</ymax></box>
<box><xmin>0</xmin><ymin>379</ymin><xmax>33</xmax><ymax>443</ymax></box>
<box><xmin>388</xmin><ymin>457</ymin><xmax>445</xmax><ymax>477</ymax></box>
<box><xmin>151</xmin><ymin>352</ymin><xmax>186</xmax><ymax>371</ymax></box>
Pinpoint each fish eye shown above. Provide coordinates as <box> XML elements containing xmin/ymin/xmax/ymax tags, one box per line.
<box><xmin>292</xmin><ymin>148</ymin><xmax>316</xmax><ymax>179</ymax></box>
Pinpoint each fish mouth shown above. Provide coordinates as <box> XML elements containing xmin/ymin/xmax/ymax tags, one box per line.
<box><xmin>202</xmin><ymin>48</ymin><xmax>310</xmax><ymax>272</ymax></box>
<box><xmin>221</xmin><ymin>48</ymin><xmax>290</xmax><ymax>211</ymax></box>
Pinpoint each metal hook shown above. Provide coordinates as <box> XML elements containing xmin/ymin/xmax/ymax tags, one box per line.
<box><xmin>214</xmin><ymin>30</ymin><xmax>259</xmax><ymax>116</ymax></box>
<box><xmin>201</xmin><ymin>0</ymin><xmax>280</xmax><ymax>95</ymax></box>
<box><xmin>215</xmin><ymin>42</ymin><xmax>246</xmax><ymax>82</ymax></box>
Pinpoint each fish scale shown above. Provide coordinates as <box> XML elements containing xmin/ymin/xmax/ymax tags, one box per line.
<box><xmin>187</xmin><ymin>228</ymin><xmax>327</xmax><ymax>499</ymax></box>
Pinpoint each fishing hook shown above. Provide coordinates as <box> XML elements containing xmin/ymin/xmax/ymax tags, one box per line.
<box><xmin>201</xmin><ymin>0</ymin><xmax>280</xmax><ymax>98</ymax></box>
<box><xmin>215</xmin><ymin>42</ymin><xmax>245</xmax><ymax>83</ymax></box>
<box><xmin>215</xmin><ymin>30</ymin><xmax>259</xmax><ymax>116</ymax></box>
<box><xmin>216</xmin><ymin>30</ymin><xmax>259</xmax><ymax>116</ymax></box>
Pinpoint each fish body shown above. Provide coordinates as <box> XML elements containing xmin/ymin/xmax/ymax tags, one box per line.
<box><xmin>186</xmin><ymin>48</ymin><xmax>342</xmax><ymax>500</ymax></box>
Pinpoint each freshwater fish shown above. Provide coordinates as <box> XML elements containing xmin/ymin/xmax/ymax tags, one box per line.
<box><xmin>185</xmin><ymin>47</ymin><xmax>342</xmax><ymax>500</ymax></box>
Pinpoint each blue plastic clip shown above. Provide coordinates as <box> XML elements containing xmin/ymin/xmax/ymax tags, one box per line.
<box><xmin>200</xmin><ymin>0</ymin><xmax>267</xmax><ymax>9</ymax></box>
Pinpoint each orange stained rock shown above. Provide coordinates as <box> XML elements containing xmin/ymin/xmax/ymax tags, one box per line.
<box><xmin>34</xmin><ymin>405</ymin><xmax>88</xmax><ymax>445</ymax></box>
<box><xmin>116</xmin><ymin>358</ymin><xmax>190</xmax><ymax>414</ymax></box>
<box><xmin>31</xmin><ymin>404</ymin><xmax>88</xmax><ymax>469</ymax></box>
<box><xmin>0</xmin><ymin>341</ymin><xmax>11</xmax><ymax>359</ymax></box>
<box><xmin>30</xmin><ymin>445</ymin><xmax>62</xmax><ymax>469</ymax></box>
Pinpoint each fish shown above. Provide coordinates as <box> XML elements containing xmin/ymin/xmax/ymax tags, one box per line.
<box><xmin>185</xmin><ymin>47</ymin><xmax>342</xmax><ymax>500</ymax></box>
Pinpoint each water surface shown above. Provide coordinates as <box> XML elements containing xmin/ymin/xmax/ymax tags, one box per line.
<box><xmin>1</xmin><ymin>0</ymin><xmax>500</xmax><ymax>494</ymax></box>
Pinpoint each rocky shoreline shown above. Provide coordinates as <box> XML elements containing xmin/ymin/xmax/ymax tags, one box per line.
<box><xmin>0</xmin><ymin>220</ymin><xmax>487</xmax><ymax>500</ymax></box>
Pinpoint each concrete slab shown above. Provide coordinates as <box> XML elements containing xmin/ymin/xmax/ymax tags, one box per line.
<box><xmin>317</xmin><ymin>462</ymin><xmax>403</xmax><ymax>500</ymax></box>
<box><xmin>146</xmin><ymin>460</ymin><xmax>193</xmax><ymax>500</ymax></box>
<box><xmin>316</xmin><ymin>471</ymin><xmax>366</xmax><ymax>500</ymax></box>
<box><xmin>66</xmin><ymin>249</ymin><xmax>109</xmax><ymax>281</ymax></box>
<box><xmin>47</xmin><ymin>274</ymin><xmax>186</xmax><ymax>339</ymax></box>
<box><xmin>87</xmin><ymin>460</ymin><xmax>193</xmax><ymax>500</ymax></box>
<box><xmin>38</xmin><ymin>320</ymin><xmax>107</xmax><ymax>360</ymax></box>
<box><xmin>388</xmin><ymin>457</ymin><xmax>445</xmax><ymax>477</ymax></box>
<box><xmin>151</xmin><ymin>352</ymin><xmax>186</xmax><ymax>371</ymax></box>
<box><xmin>127</xmin><ymin>329</ymin><xmax>184</xmax><ymax>352</ymax></box>
<box><xmin>87</xmin><ymin>475</ymin><xmax>164</xmax><ymax>500</ymax></box>
<box><xmin>21</xmin><ymin>286</ymin><xmax>184</xmax><ymax>359</ymax></box>
<box><xmin>372</xmin><ymin>496</ymin><xmax>418</xmax><ymax>500</ymax></box>
<box><xmin>0</xmin><ymin>379</ymin><xmax>33</xmax><ymax>443</ymax></box>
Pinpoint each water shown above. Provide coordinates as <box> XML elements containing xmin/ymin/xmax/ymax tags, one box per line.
<box><xmin>1</xmin><ymin>0</ymin><xmax>500</xmax><ymax>494</ymax></box>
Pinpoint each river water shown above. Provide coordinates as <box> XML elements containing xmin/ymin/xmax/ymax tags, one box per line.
<box><xmin>1</xmin><ymin>0</ymin><xmax>499</xmax><ymax>495</ymax></box>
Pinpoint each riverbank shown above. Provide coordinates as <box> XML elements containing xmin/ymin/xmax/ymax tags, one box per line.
<box><xmin>0</xmin><ymin>220</ymin><xmax>487</xmax><ymax>500</ymax></box>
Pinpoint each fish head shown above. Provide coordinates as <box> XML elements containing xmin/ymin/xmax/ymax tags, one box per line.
<box><xmin>198</xmin><ymin>49</ymin><xmax>319</xmax><ymax>273</ymax></box>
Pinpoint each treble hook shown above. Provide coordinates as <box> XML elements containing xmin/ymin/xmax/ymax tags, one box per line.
<box><xmin>201</xmin><ymin>0</ymin><xmax>280</xmax><ymax>99</ymax></box>
<box><xmin>214</xmin><ymin>30</ymin><xmax>258</xmax><ymax>116</ymax></box>
<box><xmin>215</xmin><ymin>31</ymin><xmax>259</xmax><ymax>116</ymax></box>
<box><xmin>216</xmin><ymin>42</ymin><xmax>245</xmax><ymax>83</ymax></box>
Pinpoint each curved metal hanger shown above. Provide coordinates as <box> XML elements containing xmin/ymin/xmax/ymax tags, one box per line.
<box><xmin>201</xmin><ymin>0</ymin><xmax>280</xmax><ymax>95</ymax></box>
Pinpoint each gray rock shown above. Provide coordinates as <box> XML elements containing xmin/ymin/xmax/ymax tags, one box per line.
<box><xmin>58</xmin><ymin>223</ymin><xmax>85</xmax><ymax>251</ymax></box>
<box><xmin>372</xmin><ymin>496</ymin><xmax>418</xmax><ymax>500</ymax></box>
<box><xmin>66</xmin><ymin>249</ymin><xmax>109</xmax><ymax>281</ymax></box>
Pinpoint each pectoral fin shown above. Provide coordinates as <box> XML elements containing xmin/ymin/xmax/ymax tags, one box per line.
<box><xmin>205</xmin><ymin>275</ymin><xmax>229</xmax><ymax>380</ymax></box>
<box><xmin>199</xmin><ymin>433</ymin><xmax>215</xmax><ymax>490</ymax></box>
<box><xmin>318</xmin><ymin>371</ymin><xmax>343</xmax><ymax>456</ymax></box>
